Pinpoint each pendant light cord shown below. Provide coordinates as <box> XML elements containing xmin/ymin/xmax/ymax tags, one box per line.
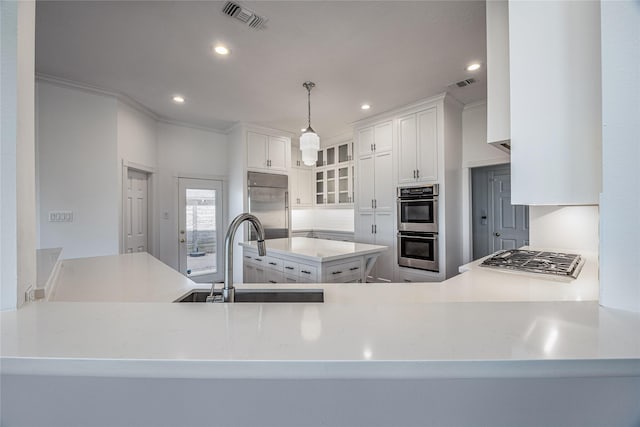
<box><xmin>307</xmin><ymin>86</ymin><xmax>312</xmax><ymax>128</ymax></box>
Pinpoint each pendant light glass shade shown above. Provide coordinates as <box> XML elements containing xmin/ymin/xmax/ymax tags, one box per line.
<box><xmin>300</xmin><ymin>81</ymin><xmax>319</xmax><ymax>165</ymax></box>
<box><xmin>300</xmin><ymin>130</ymin><xmax>320</xmax><ymax>166</ymax></box>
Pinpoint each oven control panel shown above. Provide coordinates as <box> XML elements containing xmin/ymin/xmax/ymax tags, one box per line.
<box><xmin>398</xmin><ymin>184</ymin><xmax>439</xmax><ymax>198</ymax></box>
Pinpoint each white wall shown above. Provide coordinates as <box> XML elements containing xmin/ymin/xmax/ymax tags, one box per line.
<box><xmin>36</xmin><ymin>81</ymin><xmax>119</xmax><ymax>259</ymax></box>
<box><xmin>291</xmin><ymin>209</ymin><xmax>354</xmax><ymax>232</ymax></box>
<box><xmin>156</xmin><ymin>122</ymin><xmax>228</xmax><ymax>270</ymax></box>
<box><xmin>599</xmin><ymin>0</ymin><xmax>640</xmax><ymax>313</ymax></box>
<box><xmin>460</xmin><ymin>101</ymin><xmax>510</xmax><ymax>263</ymax></box>
<box><xmin>1</xmin><ymin>0</ymin><xmax>36</xmax><ymax>310</ymax></box>
<box><xmin>116</xmin><ymin>101</ymin><xmax>158</xmax><ymax>255</ymax></box>
<box><xmin>461</xmin><ymin>101</ymin><xmax>510</xmax><ymax>169</ymax></box>
<box><xmin>529</xmin><ymin>206</ymin><xmax>599</xmax><ymax>252</ymax></box>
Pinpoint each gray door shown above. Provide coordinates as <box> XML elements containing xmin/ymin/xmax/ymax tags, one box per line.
<box><xmin>472</xmin><ymin>164</ymin><xmax>529</xmax><ymax>259</ymax></box>
<box><xmin>491</xmin><ymin>171</ymin><xmax>529</xmax><ymax>252</ymax></box>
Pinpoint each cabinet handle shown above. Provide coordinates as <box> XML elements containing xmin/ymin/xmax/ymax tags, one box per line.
<box><xmin>413</xmin><ymin>170</ymin><xmax>416</xmax><ymax>179</ymax></box>
<box><xmin>374</xmin><ymin>224</ymin><xmax>377</xmax><ymax>234</ymax></box>
<box><xmin>332</xmin><ymin>271</ymin><xmax>343</xmax><ymax>275</ymax></box>
<box><xmin>374</xmin><ymin>199</ymin><xmax>377</xmax><ymax>209</ymax></box>
<box><xmin>371</xmin><ymin>224</ymin><xmax>374</xmax><ymax>234</ymax></box>
<box><xmin>245</xmin><ymin>256</ymin><xmax>251</xmax><ymax>259</ymax></box>
<box><xmin>370</xmin><ymin>144</ymin><xmax>373</xmax><ymax>152</ymax></box>
<box><xmin>269</xmin><ymin>280</ymin><xmax>277</xmax><ymax>284</ymax></box>
<box><xmin>255</xmin><ymin>258</ymin><xmax>262</xmax><ymax>262</ymax></box>
<box><xmin>349</xmin><ymin>267</ymin><xmax>360</xmax><ymax>271</ymax></box>
<box><xmin>301</xmin><ymin>270</ymin><xmax>311</xmax><ymax>275</ymax></box>
<box><xmin>373</xmin><ymin>143</ymin><xmax>376</xmax><ymax>151</ymax></box>
<box><xmin>371</xmin><ymin>199</ymin><xmax>374</xmax><ymax>209</ymax></box>
<box><xmin>269</xmin><ymin>262</ymin><xmax>277</xmax><ymax>266</ymax></box>
<box><xmin>416</xmin><ymin>169</ymin><xmax>420</xmax><ymax>179</ymax></box>
<box><xmin>285</xmin><ymin>266</ymin><xmax>294</xmax><ymax>270</ymax></box>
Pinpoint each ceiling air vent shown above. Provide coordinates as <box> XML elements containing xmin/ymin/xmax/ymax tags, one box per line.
<box><xmin>222</xmin><ymin>1</ymin><xmax>267</xmax><ymax>29</ymax></box>
<box><xmin>455</xmin><ymin>78</ymin><xmax>476</xmax><ymax>88</ymax></box>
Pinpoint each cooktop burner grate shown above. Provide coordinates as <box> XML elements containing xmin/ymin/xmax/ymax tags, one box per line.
<box><xmin>480</xmin><ymin>250</ymin><xmax>583</xmax><ymax>279</ymax></box>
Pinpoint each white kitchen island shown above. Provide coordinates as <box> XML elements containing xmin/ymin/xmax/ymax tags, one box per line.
<box><xmin>2</xmin><ymin>252</ymin><xmax>640</xmax><ymax>427</ymax></box>
<box><xmin>240</xmin><ymin>237</ymin><xmax>387</xmax><ymax>284</ymax></box>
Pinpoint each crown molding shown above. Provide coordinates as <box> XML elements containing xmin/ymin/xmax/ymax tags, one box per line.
<box><xmin>36</xmin><ymin>73</ymin><xmax>227</xmax><ymax>135</ymax></box>
<box><xmin>350</xmin><ymin>92</ymin><xmax>448</xmax><ymax>128</ymax></box>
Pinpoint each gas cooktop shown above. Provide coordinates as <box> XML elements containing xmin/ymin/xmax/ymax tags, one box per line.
<box><xmin>479</xmin><ymin>249</ymin><xmax>584</xmax><ymax>279</ymax></box>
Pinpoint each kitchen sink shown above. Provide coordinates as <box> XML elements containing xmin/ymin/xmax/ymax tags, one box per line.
<box><xmin>175</xmin><ymin>288</ymin><xmax>324</xmax><ymax>303</ymax></box>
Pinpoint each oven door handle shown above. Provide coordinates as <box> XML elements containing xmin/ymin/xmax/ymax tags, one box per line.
<box><xmin>398</xmin><ymin>233</ymin><xmax>437</xmax><ymax>240</ymax></box>
<box><xmin>397</xmin><ymin>198</ymin><xmax>437</xmax><ymax>203</ymax></box>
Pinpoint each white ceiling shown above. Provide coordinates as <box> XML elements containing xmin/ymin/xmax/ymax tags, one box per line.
<box><xmin>35</xmin><ymin>1</ymin><xmax>487</xmax><ymax>137</ymax></box>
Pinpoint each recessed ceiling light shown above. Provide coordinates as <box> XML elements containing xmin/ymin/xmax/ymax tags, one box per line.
<box><xmin>467</xmin><ymin>63</ymin><xmax>481</xmax><ymax>71</ymax></box>
<box><xmin>214</xmin><ymin>45</ymin><xmax>230</xmax><ymax>55</ymax></box>
<box><xmin>172</xmin><ymin>95</ymin><xmax>185</xmax><ymax>104</ymax></box>
<box><xmin>361</xmin><ymin>104</ymin><xmax>371</xmax><ymax>110</ymax></box>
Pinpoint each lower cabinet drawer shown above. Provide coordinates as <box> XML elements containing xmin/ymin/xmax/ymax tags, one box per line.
<box><xmin>283</xmin><ymin>261</ymin><xmax>299</xmax><ymax>276</ymax></box>
<box><xmin>298</xmin><ymin>265</ymin><xmax>318</xmax><ymax>281</ymax></box>
<box><xmin>326</xmin><ymin>260</ymin><xmax>362</xmax><ymax>282</ymax></box>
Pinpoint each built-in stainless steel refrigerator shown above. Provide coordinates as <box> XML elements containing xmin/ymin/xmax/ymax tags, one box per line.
<box><xmin>247</xmin><ymin>172</ymin><xmax>289</xmax><ymax>240</ymax></box>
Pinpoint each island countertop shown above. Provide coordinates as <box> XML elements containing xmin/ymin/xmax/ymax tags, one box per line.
<box><xmin>238</xmin><ymin>237</ymin><xmax>388</xmax><ymax>263</ymax></box>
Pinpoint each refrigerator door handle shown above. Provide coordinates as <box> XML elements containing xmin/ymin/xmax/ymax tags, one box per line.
<box><xmin>285</xmin><ymin>191</ymin><xmax>289</xmax><ymax>231</ymax></box>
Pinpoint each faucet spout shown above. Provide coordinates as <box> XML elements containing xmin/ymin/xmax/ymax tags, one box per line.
<box><xmin>209</xmin><ymin>213</ymin><xmax>266</xmax><ymax>303</ymax></box>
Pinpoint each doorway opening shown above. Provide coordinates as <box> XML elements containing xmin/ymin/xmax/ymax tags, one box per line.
<box><xmin>471</xmin><ymin>163</ymin><xmax>529</xmax><ymax>260</ymax></box>
<box><xmin>178</xmin><ymin>178</ymin><xmax>224</xmax><ymax>283</ymax></box>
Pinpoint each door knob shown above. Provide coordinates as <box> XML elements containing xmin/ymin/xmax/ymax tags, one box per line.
<box><xmin>180</xmin><ymin>238</ymin><xmax>186</xmax><ymax>243</ymax></box>
<box><xmin>494</xmin><ymin>232</ymin><xmax>501</xmax><ymax>237</ymax></box>
<box><xmin>180</xmin><ymin>230</ymin><xmax>185</xmax><ymax>235</ymax></box>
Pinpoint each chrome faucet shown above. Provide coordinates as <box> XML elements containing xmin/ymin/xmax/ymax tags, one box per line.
<box><xmin>208</xmin><ymin>213</ymin><xmax>266</xmax><ymax>303</ymax></box>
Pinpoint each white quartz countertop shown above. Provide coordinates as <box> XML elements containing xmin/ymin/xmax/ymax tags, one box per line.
<box><xmin>239</xmin><ymin>237</ymin><xmax>388</xmax><ymax>262</ymax></box>
<box><xmin>2</xmin><ymin>250</ymin><xmax>639</xmax><ymax>380</ymax></box>
<box><xmin>48</xmin><ymin>253</ymin><xmax>200</xmax><ymax>302</ymax></box>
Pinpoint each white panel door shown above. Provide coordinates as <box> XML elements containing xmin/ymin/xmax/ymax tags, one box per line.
<box><xmin>268</xmin><ymin>136</ymin><xmax>288</xmax><ymax>172</ymax></box>
<box><xmin>178</xmin><ymin>178</ymin><xmax>224</xmax><ymax>283</ymax></box>
<box><xmin>373</xmin><ymin>151</ymin><xmax>394</xmax><ymax>212</ymax></box>
<box><xmin>357</xmin><ymin>154</ymin><xmax>375</xmax><ymax>212</ymax></box>
<box><xmin>357</xmin><ymin>126</ymin><xmax>374</xmax><ymax>156</ymax></box>
<box><xmin>398</xmin><ymin>113</ymin><xmax>418</xmax><ymax>184</ymax></box>
<box><xmin>374</xmin><ymin>121</ymin><xmax>393</xmax><ymax>152</ymax></box>
<box><xmin>373</xmin><ymin>211</ymin><xmax>395</xmax><ymax>283</ymax></box>
<box><xmin>417</xmin><ymin>108</ymin><xmax>438</xmax><ymax>182</ymax></box>
<box><xmin>247</xmin><ymin>131</ymin><xmax>268</xmax><ymax>170</ymax></box>
<box><xmin>125</xmin><ymin>169</ymin><xmax>148</xmax><ymax>253</ymax></box>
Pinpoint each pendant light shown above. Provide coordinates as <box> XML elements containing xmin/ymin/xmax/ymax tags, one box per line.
<box><xmin>300</xmin><ymin>81</ymin><xmax>320</xmax><ymax>166</ymax></box>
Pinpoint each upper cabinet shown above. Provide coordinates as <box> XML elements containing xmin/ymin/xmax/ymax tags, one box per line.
<box><xmin>398</xmin><ymin>108</ymin><xmax>437</xmax><ymax>184</ymax></box>
<box><xmin>506</xmin><ymin>1</ymin><xmax>601</xmax><ymax>205</ymax></box>
<box><xmin>314</xmin><ymin>140</ymin><xmax>355</xmax><ymax>207</ymax></box>
<box><xmin>357</xmin><ymin>121</ymin><xmax>392</xmax><ymax>157</ymax></box>
<box><xmin>247</xmin><ymin>131</ymin><xmax>289</xmax><ymax>173</ymax></box>
<box><xmin>486</xmin><ymin>0</ymin><xmax>511</xmax><ymax>146</ymax></box>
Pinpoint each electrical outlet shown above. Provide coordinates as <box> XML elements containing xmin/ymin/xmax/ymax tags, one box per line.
<box><xmin>48</xmin><ymin>211</ymin><xmax>73</xmax><ymax>222</ymax></box>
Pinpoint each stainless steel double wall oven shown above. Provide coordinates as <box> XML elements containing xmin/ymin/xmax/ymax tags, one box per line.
<box><xmin>397</xmin><ymin>184</ymin><xmax>439</xmax><ymax>272</ymax></box>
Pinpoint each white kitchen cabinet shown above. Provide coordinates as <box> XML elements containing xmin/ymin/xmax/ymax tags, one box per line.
<box><xmin>358</xmin><ymin>151</ymin><xmax>393</xmax><ymax>212</ymax></box>
<box><xmin>398</xmin><ymin>108</ymin><xmax>437</xmax><ymax>184</ymax></box>
<box><xmin>357</xmin><ymin>121</ymin><xmax>392</xmax><ymax>156</ymax></box>
<box><xmin>486</xmin><ymin>0</ymin><xmax>511</xmax><ymax>146</ymax></box>
<box><xmin>247</xmin><ymin>131</ymin><xmax>289</xmax><ymax>173</ymax></box>
<box><xmin>314</xmin><ymin>141</ymin><xmax>355</xmax><ymax>207</ymax></box>
<box><xmin>355</xmin><ymin>211</ymin><xmax>393</xmax><ymax>282</ymax></box>
<box><xmin>290</xmin><ymin>167</ymin><xmax>313</xmax><ymax>207</ymax></box>
<box><xmin>508</xmin><ymin>1</ymin><xmax>601</xmax><ymax>205</ymax></box>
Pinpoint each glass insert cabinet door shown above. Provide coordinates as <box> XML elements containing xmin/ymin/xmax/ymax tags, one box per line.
<box><xmin>316</xmin><ymin>170</ymin><xmax>325</xmax><ymax>205</ymax></box>
<box><xmin>178</xmin><ymin>178</ymin><xmax>224</xmax><ymax>283</ymax></box>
